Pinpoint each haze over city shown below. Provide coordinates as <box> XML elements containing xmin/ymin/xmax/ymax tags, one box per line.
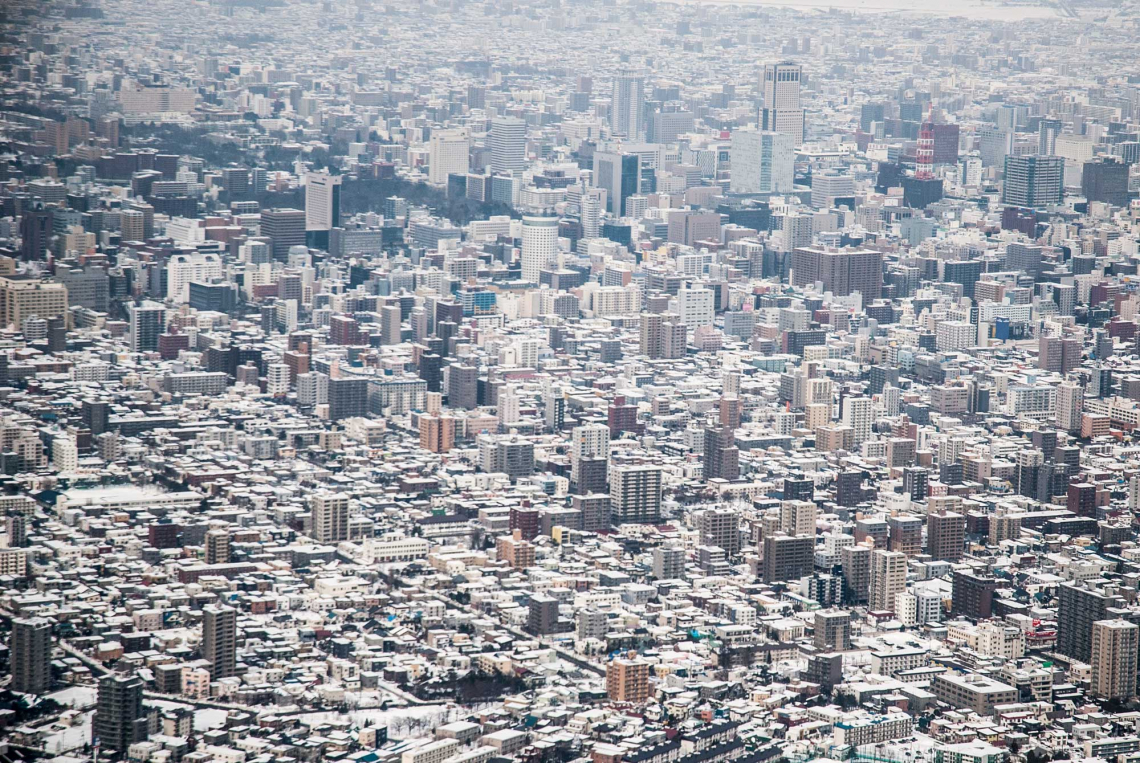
<box><xmin>1</xmin><ymin>2</ymin><xmax>1140</xmax><ymax>763</ymax></box>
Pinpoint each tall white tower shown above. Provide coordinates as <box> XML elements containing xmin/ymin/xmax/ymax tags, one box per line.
<box><xmin>429</xmin><ymin>129</ymin><xmax>469</xmax><ymax>185</ymax></box>
<box><xmin>490</xmin><ymin>117</ymin><xmax>527</xmax><ymax>175</ymax></box>
<box><xmin>521</xmin><ymin>215</ymin><xmax>559</xmax><ymax>284</ymax></box>
<box><xmin>611</xmin><ymin>69</ymin><xmax>646</xmax><ymax>139</ymax></box>
<box><xmin>760</xmin><ymin>62</ymin><xmax>805</xmax><ymax>147</ymax></box>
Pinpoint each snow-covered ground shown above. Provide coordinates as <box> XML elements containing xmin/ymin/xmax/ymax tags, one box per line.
<box><xmin>145</xmin><ymin>699</ymin><xmax>231</xmax><ymax>732</ymax></box>
<box><xmin>48</xmin><ymin>685</ymin><xmax>98</xmax><ymax>708</ymax></box>
<box><xmin>297</xmin><ymin>702</ymin><xmax>495</xmax><ymax>739</ymax></box>
<box><xmin>41</xmin><ymin>712</ymin><xmax>92</xmax><ymax>754</ymax></box>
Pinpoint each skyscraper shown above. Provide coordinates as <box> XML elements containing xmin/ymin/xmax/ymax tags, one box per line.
<box><xmin>610</xmin><ymin>69</ymin><xmax>646</xmax><ymax>138</ymax></box>
<box><xmin>610</xmin><ymin>464</ymin><xmax>662</xmax><ymax>525</ymax></box>
<box><xmin>640</xmin><ymin>312</ymin><xmax>665</xmax><ymax>359</ymax></box>
<box><xmin>697</xmin><ymin>507</ymin><xmax>740</xmax><ymax>556</ymax></box>
<box><xmin>1082</xmin><ymin>156</ymin><xmax>1130</xmax><ymax>207</ymax></box>
<box><xmin>762</xmin><ymin>534</ymin><xmax>814</xmax><ymax>583</ymax></box>
<box><xmin>1002</xmin><ymin>154</ymin><xmax>1064</xmax><ymax>208</ymax></box>
<box><xmin>204</xmin><ymin>529</ymin><xmax>230</xmax><ymax>565</ymax></box>
<box><xmin>328</xmin><ymin>376</ymin><xmax>368</xmax><ymax>421</ymax></box>
<box><xmin>840</xmin><ymin>545</ymin><xmax>870</xmax><ymax>604</ymax></box>
<box><xmin>305</xmin><ymin>171</ymin><xmax>342</xmax><ymax>249</ymax></box>
<box><xmin>202</xmin><ymin>604</ymin><xmax>237</xmax><ymax>679</ymax></box>
<box><xmin>521</xmin><ymin>215</ymin><xmax>558</xmax><ymax>284</ymax></box>
<box><xmin>606</xmin><ymin>657</ymin><xmax>650</xmax><ymax>703</ymax></box>
<box><xmin>20</xmin><ymin>206</ymin><xmax>53</xmax><ymax>260</ymax></box>
<box><xmin>703</xmin><ymin>425</ymin><xmax>740</xmax><ymax>481</ymax></box>
<box><xmin>868</xmin><ymin>549</ymin><xmax>906</xmax><ymax>612</ymax></box>
<box><xmin>260</xmin><ymin>208</ymin><xmax>307</xmax><ymax>261</ymax></box>
<box><xmin>95</xmin><ymin>673</ymin><xmax>147</xmax><ymax>757</ymax></box>
<box><xmin>730</xmin><ymin>130</ymin><xmax>794</xmax><ymax>194</ymax></box>
<box><xmin>1057</xmin><ymin>581</ymin><xmax>1120</xmax><ymax>662</ymax></box>
<box><xmin>760</xmin><ymin>62</ymin><xmax>805</xmax><ymax>146</ymax></box>
<box><xmin>490</xmin><ymin>117</ymin><xmax>526</xmax><ymax>175</ymax></box>
<box><xmin>571</xmin><ymin>423</ymin><xmax>610</xmax><ymax>488</ymax></box>
<box><xmin>791</xmin><ymin>247</ymin><xmax>883</xmax><ymax>300</ymax></box>
<box><xmin>429</xmin><ymin>128</ymin><xmax>469</xmax><ymax>185</ymax></box>
<box><xmin>1038</xmin><ymin>117</ymin><xmax>1063</xmax><ymax>155</ymax></box>
<box><xmin>128</xmin><ymin>301</ymin><xmax>166</xmax><ymax>353</ymax></box>
<box><xmin>927</xmin><ymin>510</ymin><xmax>965</xmax><ymax>561</ymax></box>
<box><xmin>593</xmin><ymin>150</ymin><xmax>642</xmax><ymax>216</ymax></box>
<box><xmin>11</xmin><ymin>617</ymin><xmax>52</xmax><ymax>695</ymax></box>
<box><xmin>312</xmin><ymin>492</ymin><xmax>350</xmax><ymax>544</ymax></box>
<box><xmin>1056</xmin><ymin>381</ymin><xmax>1083</xmax><ymax>434</ymax></box>
<box><xmin>1090</xmin><ymin>619</ymin><xmax>1138</xmax><ymax>700</ymax></box>
<box><xmin>578</xmin><ymin>186</ymin><xmax>606</xmax><ymax>239</ymax></box>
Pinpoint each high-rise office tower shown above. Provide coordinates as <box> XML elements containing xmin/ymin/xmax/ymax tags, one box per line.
<box><xmin>1082</xmin><ymin>157</ymin><xmax>1130</xmax><ymax>207</ymax></box>
<box><xmin>610</xmin><ymin>69</ymin><xmax>646</xmax><ymax>138</ymax></box>
<box><xmin>260</xmin><ymin>208</ymin><xmax>307</xmax><ymax>261</ymax></box>
<box><xmin>304</xmin><ymin>171</ymin><xmax>341</xmax><ymax>249</ymax></box>
<box><xmin>1038</xmin><ymin>117</ymin><xmax>1063</xmax><ymax>155</ymax></box>
<box><xmin>380</xmin><ymin>304</ymin><xmax>403</xmax><ymax>346</ymax></box>
<box><xmin>932</xmin><ymin>123</ymin><xmax>960</xmax><ymax>164</ymax></box>
<box><xmin>1006</xmin><ymin>241</ymin><xmax>1045</xmax><ymax>279</ymax></box>
<box><xmin>868</xmin><ymin>549</ymin><xmax>907</xmax><ymax>612</ymax></box>
<box><xmin>128</xmin><ymin>301</ymin><xmax>166</xmax><ymax>353</ymax></box>
<box><xmin>521</xmin><ymin>215</ymin><xmax>558</xmax><ymax>284</ymax></box>
<box><xmin>95</xmin><ymin>673</ymin><xmax>147</xmax><ymax>757</ymax></box>
<box><xmin>429</xmin><ymin>128</ymin><xmax>469</xmax><ymax>185</ymax></box>
<box><xmin>593</xmin><ymin>150</ymin><xmax>643</xmax><ymax>216</ymax></box>
<box><xmin>202</xmin><ymin>604</ymin><xmax>237</xmax><ymax>678</ymax></box>
<box><xmin>760</xmin><ymin>62</ymin><xmax>805</xmax><ymax>146</ymax></box>
<box><xmin>860</xmin><ymin>103</ymin><xmax>884</xmax><ymax>133</ymax></box>
<box><xmin>20</xmin><ymin>206</ymin><xmax>53</xmax><ymax>260</ymax></box>
<box><xmin>1002</xmin><ymin>154</ymin><xmax>1064</xmax><ymax>208</ymax></box>
<box><xmin>490</xmin><ymin>117</ymin><xmax>526</xmax><ymax>175</ymax></box>
<box><xmin>120</xmin><ymin>209</ymin><xmax>145</xmax><ymax>242</ymax></box>
<box><xmin>11</xmin><ymin>617</ymin><xmax>52</xmax><ymax>694</ymax></box>
<box><xmin>1090</xmin><ymin>619</ymin><xmax>1139</xmax><ymax>700</ymax></box>
<box><xmin>312</xmin><ymin>492</ymin><xmax>350</xmax><ymax>544</ymax></box>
